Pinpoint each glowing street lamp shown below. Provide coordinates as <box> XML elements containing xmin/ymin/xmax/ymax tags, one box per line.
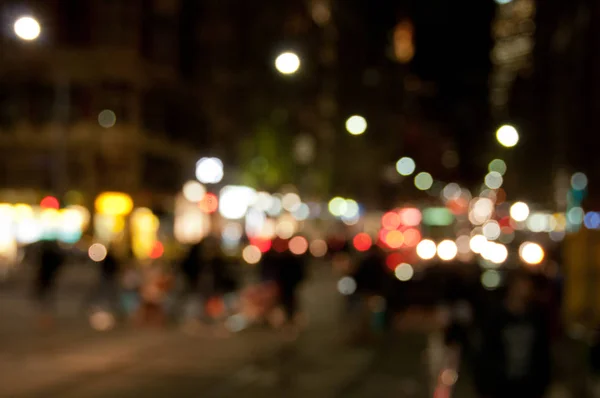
<box><xmin>275</xmin><ymin>52</ymin><xmax>300</xmax><ymax>75</ymax></box>
<box><xmin>345</xmin><ymin>115</ymin><xmax>367</xmax><ymax>135</ymax></box>
<box><xmin>496</xmin><ymin>124</ymin><xmax>519</xmax><ymax>148</ymax></box>
<box><xmin>14</xmin><ymin>16</ymin><xmax>41</xmax><ymax>41</ymax></box>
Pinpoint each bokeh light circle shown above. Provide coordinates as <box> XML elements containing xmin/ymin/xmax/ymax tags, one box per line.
<box><xmin>275</xmin><ymin>52</ymin><xmax>301</xmax><ymax>74</ymax></box>
<box><xmin>353</xmin><ymin>233</ymin><xmax>372</xmax><ymax>252</ymax></box>
<box><xmin>395</xmin><ymin>263</ymin><xmax>414</xmax><ymax>281</ymax></box>
<box><xmin>242</xmin><ymin>245</ymin><xmax>262</xmax><ymax>264</ymax></box>
<box><xmin>345</xmin><ymin>115</ymin><xmax>367</xmax><ymax>135</ymax></box>
<box><xmin>309</xmin><ymin>239</ymin><xmax>328</xmax><ymax>257</ymax></box>
<box><xmin>519</xmin><ymin>242</ymin><xmax>545</xmax><ymax>265</ymax></box>
<box><xmin>571</xmin><ymin>172</ymin><xmax>588</xmax><ymax>191</ymax></box>
<box><xmin>416</xmin><ymin>239</ymin><xmax>436</xmax><ymax>260</ymax></box>
<box><xmin>414</xmin><ymin>172</ymin><xmax>433</xmax><ymax>191</ymax></box>
<box><xmin>488</xmin><ymin>159</ymin><xmax>507</xmax><ymax>175</ymax></box>
<box><xmin>289</xmin><ymin>236</ymin><xmax>309</xmax><ymax>255</ymax></box>
<box><xmin>14</xmin><ymin>16</ymin><xmax>41</xmax><ymax>41</ymax></box>
<box><xmin>88</xmin><ymin>243</ymin><xmax>107</xmax><ymax>262</ymax></box>
<box><xmin>437</xmin><ymin>240</ymin><xmax>458</xmax><ymax>261</ymax></box>
<box><xmin>182</xmin><ymin>181</ymin><xmax>206</xmax><ymax>202</ymax></box>
<box><xmin>337</xmin><ymin>276</ymin><xmax>357</xmax><ymax>295</ymax></box>
<box><xmin>98</xmin><ymin>109</ymin><xmax>117</xmax><ymax>128</ymax></box>
<box><xmin>195</xmin><ymin>157</ymin><xmax>224</xmax><ymax>184</ymax></box>
<box><xmin>484</xmin><ymin>172</ymin><xmax>503</xmax><ymax>189</ymax></box>
<box><xmin>496</xmin><ymin>124</ymin><xmax>519</xmax><ymax>148</ymax></box>
<box><xmin>510</xmin><ymin>201</ymin><xmax>530</xmax><ymax>222</ymax></box>
<box><xmin>396</xmin><ymin>157</ymin><xmax>416</xmax><ymax>176</ymax></box>
<box><xmin>481</xmin><ymin>270</ymin><xmax>501</xmax><ymax>290</ymax></box>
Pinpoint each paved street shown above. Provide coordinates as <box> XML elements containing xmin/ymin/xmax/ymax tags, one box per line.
<box><xmin>0</xmin><ymin>262</ymin><xmax>588</xmax><ymax>397</ymax></box>
<box><xmin>0</xmin><ymin>263</ymin><xmax>385</xmax><ymax>397</ymax></box>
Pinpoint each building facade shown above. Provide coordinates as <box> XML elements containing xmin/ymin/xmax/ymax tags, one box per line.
<box><xmin>0</xmin><ymin>0</ymin><xmax>201</xmax><ymax>208</ymax></box>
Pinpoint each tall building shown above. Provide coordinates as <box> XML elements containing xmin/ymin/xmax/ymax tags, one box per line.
<box><xmin>0</xmin><ymin>0</ymin><xmax>201</xmax><ymax>208</ymax></box>
<box><xmin>502</xmin><ymin>0</ymin><xmax>600</xmax><ymax>206</ymax></box>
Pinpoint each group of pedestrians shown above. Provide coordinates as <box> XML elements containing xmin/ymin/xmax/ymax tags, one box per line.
<box><xmin>446</xmin><ymin>268</ymin><xmax>553</xmax><ymax>398</ymax></box>
<box><xmin>29</xmin><ymin>234</ymin><xmax>308</xmax><ymax>334</ymax></box>
<box><xmin>333</xmin><ymin>241</ymin><xmax>566</xmax><ymax>397</ymax></box>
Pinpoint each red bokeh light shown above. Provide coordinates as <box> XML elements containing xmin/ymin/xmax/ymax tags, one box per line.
<box><xmin>40</xmin><ymin>196</ymin><xmax>60</xmax><ymax>210</ymax></box>
<box><xmin>499</xmin><ymin>216</ymin><xmax>511</xmax><ymax>228</ymax></box>
<box><xmin>382</xmin><ymin>211</ymin><xmax>401</xmax><ymax>230</ymax></box>
<box><xmin>198</xmin><ymin>193</ymin><xmax>218</xmax><ymax>213</ymax></box>
<box><xmin>403</xmin><ymin>228</ymin><xmax>421</xmax><ymax>247</ymax></box>
<box><xmin>353</xmin><ymin>233</ymin><xmax>372</xmax><ymax>252</ymax></box>
<box><xmin>447</xmin><ymin>198</ymin><xmax>468</xmax><ymax>215</ymax></box>
<box><xmin>206</xmin><ymin>296</ymin><xmax>226</xmax><ymax>318</ymax></box>
<box><xmin>386</xmin><ymin>252</ymin><xmax>403</xmax><ymax>271</ymax></box>
<box><xmin>150</xmin><ymin>241</ymin><xmax>164</xmax><ymax>259</ymax></box>
<box><xmin>273</xmin><ymin>238</ymin><xmax>289</xmax><ymax>253</ymax></box>
<box><xmin>250</xmin><ymin>237</ymin><xmax>272</xmax><ymax>253</ymax></box>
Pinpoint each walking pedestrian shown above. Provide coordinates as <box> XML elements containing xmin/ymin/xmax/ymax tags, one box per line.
<box><xmin>472</xmin><ymin>268</ymin><xmax>551</xmax><ymax>398</ymax></box>
<box><xmin>33</xmin><ymin>240</ymin><xmax>65</xmax><ymax>328</ymax></box>
<box><xmin>84</xmin><ymin>247</ymin><xmax>122</xmax><ymax>317</ymax></box>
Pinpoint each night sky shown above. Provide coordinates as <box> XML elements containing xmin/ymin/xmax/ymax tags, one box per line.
<box><xmin>349</xmin><ymin>0</ymin><xmax>496</xmax><ymax>183</ymax></box>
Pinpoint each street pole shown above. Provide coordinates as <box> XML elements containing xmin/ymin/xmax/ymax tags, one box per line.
<box><xmin>53</xmin><ymin>75</ymin><xmax>69</xmax><ymax>202</ymax></box>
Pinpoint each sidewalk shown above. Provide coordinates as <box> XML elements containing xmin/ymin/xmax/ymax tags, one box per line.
<box><xmin>0</xmin><ymin>328</ymin><xmax>173</xmax><ymax>397</ymax></box>
<box><xmin>201</xmin><ymin>268</ymin><xmax>377</xmax><ymax>398</ymax></box>
<box><xmin>1</xmin><ymin>265</ymin><xmax>378</xmax><ymax>398</ymax></box>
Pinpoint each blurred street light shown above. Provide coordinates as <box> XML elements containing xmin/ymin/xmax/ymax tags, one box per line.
<box><xmin>519</xmin><ymin>242</ymin><xmax>545</xmax><ymax>265</ymax></box>
<box><xmin>496</xmin><ymin>124</ymin><xmax>519</xmax><ymax>148</ymax></box>
<box><xmin>396</xmin><ymin>157</ymin><xmax>416</xmax><ymax>176</ymax></box>
<box><xmin>414</xmin><ymin>172</ymin><xmax>433</xmax><ymax>190</ymax></box>
<box><xmin>195</xmin><ymin>157</ymin><xmax>224</xmax><ymax>184</ymax></box>
<box><xmin>275</xmin><ymin>52</ymin><xmax>300</xmax><ymax>75</ymax></box>
<box><xmin>14</xmin><ymin>16</ymin><xmax>41</xmax><ymax>41</ymax></box>
<box><xmin>345</xmin><ymin>115</ymin><xmax>367</xmax><ymax>135</ymax></box>
<box><xmin>510</xmin><ymin>201</ymin><xmax>530</xmax><ymax>222</ymax></box>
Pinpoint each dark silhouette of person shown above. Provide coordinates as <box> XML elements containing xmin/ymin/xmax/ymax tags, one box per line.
<box><xmin>472</xmin><ymin>268</ymin><xmax>551</xmax><ymax>398</ymax></box>
<box><xmin>85</xmin><ymin>247</ymin><xmax>122</xmax><ymax>316</ymax></box>
<box><xmin>278</xmin><ymin>249</ymin><xmax>306</xmax><ymax>324</ymax></box>
<box><xmin>261</xmin><ymin>238</ymin><xmax>306</xmax><ymax>325</ymax></box>
<box><xmin>348</xmin><ymin>246</ymin><xmax>387</xmax><ymax>339</ymax></box>
<box><xmin>353</xmin><ymin>245</ymin><xmax>386</xmax><ymax>299</ymax></box>
<box><xmin>181</xmin><ymin>242</ymin><xmax>202</xmax><ymax>293</ymax></box>
<box><xmin>174</xmin><ymin>241</ymin><xmax>203</xmax><ymax>321</ymax></box>
<box><xmin>34</xmin><ymin>240</ymin><xmax>65</xmax><ymax>323</ymax></box>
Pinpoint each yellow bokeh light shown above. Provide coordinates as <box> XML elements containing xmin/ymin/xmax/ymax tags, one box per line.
<box><xmin>242</xmin><ymin>245</ymin><xmax>262</xmax><ymax>265</ymax></box>
<box><xmin>416</xmin><ymin>239</ymin><xmax>436</xmax><ymax>260</ymax></box>
<box><xmin>13</xmin><ymin>204</ymin><xmax>33</xmax><ymax>221</ymax></box>
<box><xmin>14</xmin><ymin>16</ymin><xmax>41</xmax><ymax>41</ymax></box>
<box><xmin>345</xmin><ymin>115</ymin><xmax>367</xmax><ymax>135</ymax></box>
<box><xmin>496</xmin><ymin>124</ymin><xmax>519</xmax><ymax>148</ymax></box>
<box><xmin>95</xmin><ymin>192</ymin><xmax>133</xmax><ymax>216</ymax></box>
<box><xmin>437</xmin><ymin>240</ymin><xmax>458</xmax><ymax>261</ymax></box>
<box><xmin>519</xmin><ymin>242</ymin><xmax>545</xmax><ymax>265</ymax></box>
<box><xmin>510</xmin><ymin>201</ymin><xmax>530</xmax><ymax>222</ymax></box>
<box><xmin>469</xmin><ymin>235</ymin><xmax>487</xmax><ymax>254</ymax></box>
<box><xmin>328</xmin><ymin>196</ymin><xmax>348</xmax><ymax>217</ymax></box>
<box><xmin>275</xmin><ymin>52</ymin><xmax>301</xmax><ymax>75</ymax></box>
